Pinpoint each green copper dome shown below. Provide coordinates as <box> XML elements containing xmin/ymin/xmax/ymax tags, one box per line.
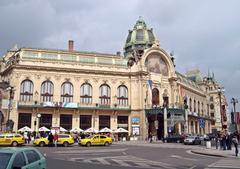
<box><xmin>124</xmin><ymin>17</ymin><xmax>156</xmax><ymax>57</ymax></box>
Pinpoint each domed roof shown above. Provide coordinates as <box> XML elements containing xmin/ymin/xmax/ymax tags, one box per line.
<box><xmin>124</xmin><ymin>17</ymin><xmax>156</xmax><ymax>57</ymax></box>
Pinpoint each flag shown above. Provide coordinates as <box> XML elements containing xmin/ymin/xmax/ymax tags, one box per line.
<box><xmin>147</xmin><ymin>80</ymin><xmax>153</xmax><ymax>103</ymax></box>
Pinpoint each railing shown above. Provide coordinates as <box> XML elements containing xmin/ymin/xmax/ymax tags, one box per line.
<box><xmin>17</xmin><ymin>101</ymin><xmax>130</xmax><ymax>110</ymax></box>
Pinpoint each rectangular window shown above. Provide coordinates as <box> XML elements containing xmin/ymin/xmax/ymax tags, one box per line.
<box><xmin>60</xmin><ymin>114</ymin><xmax>72</xmax><ymax>130</ymax></box>
<box><xmin>18</xmin><ymin>113</ymin><xmax>32</xmax><ymax>129</ymax></box>
<box><xmin>39</xmin><ymin>114</ymin><xmax>52</xmax><ymax>129</ymax></box>
<box><xmin>117</xmin><ymin>116</ymin><xmax>128</xmax><ymax>130</ymax></box>
<box><xmin>80</xmin><ymin>115</ymin><xmax>92</xmax><ymax>130</ymax></box>
<box><xmin>99</xmin><ymin>115</ymin><xmax>110</xmax><ymax>129</ymax></box>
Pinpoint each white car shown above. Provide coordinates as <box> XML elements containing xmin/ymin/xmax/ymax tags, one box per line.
<box><xmin>184</xmin><ymin>136</ymin><xmax>201</xmax><ymax>145</ymax></box>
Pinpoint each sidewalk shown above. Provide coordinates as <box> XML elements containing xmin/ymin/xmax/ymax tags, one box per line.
<box><xmin>190</xmin><ymin>146</ymin><xmax>239</xmax><ymax>158</ymax></box>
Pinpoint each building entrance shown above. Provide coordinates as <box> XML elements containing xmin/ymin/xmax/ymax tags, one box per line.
<box><xmin>147</xmin><ymin>113</ymin><xmax>164</xmax><ymax>140</ymax></box>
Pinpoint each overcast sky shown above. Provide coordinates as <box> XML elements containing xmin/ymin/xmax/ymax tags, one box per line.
<box><xmin>0</xmin><ymin>0</ymin><xmax>239</xmax><ymax>110</ymax></box>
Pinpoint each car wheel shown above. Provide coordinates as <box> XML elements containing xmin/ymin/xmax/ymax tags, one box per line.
<box><xmin>12</xmin><ymin>141</ymin><xmax>18</xmax><ymax>147</ymax></box>
<box><xmin>104</xmin><ymin>142</ymin><xmax>110</xmax><ymax>146</ymax></box>
<box><xmin>39</xmin><ymin>141</ymin><xmax>45</xmax><ymax>147</ymax></box>
<box><xmin>63</xmin><ymin>142</ymin><xmax>69</xmax><ymax>147</ymax></box>
<box><xmin>86</xmin><ymin>142</ymin><xmax>91</xmax><ymax>147</ymax></box>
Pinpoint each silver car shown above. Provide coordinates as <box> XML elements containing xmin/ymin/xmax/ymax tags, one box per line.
<box><xmin>184</xmin><ymin>136</ymin><xmax>201</xmax><ymax>145</ymax></box>
<box><xmin>0</xmin><ymin>147</ymin><xmax>46</xmax><ymax>169</ymax></box>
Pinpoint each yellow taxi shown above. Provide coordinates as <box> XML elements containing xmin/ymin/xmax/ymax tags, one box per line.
<box><xmin>79</xmin><ymin>134</ymin><xmax>112</xmax><ymax>147</ymax></box>
<box><xmin>33</xmin><ymin>134</ymin><xmax>74</xmax><ymax>147</ymax></box>
<box><xmin>0</xmin><ymin>133</ymin><xmax>25</xmax><ymax>146</ymax></box>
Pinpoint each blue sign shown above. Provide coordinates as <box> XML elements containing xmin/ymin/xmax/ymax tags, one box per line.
<box><xmin>131</xmin><ymin>117</ymin><xmax>140</xmax><ymax>124</ymax></box>
<box><xmin>199</xmin><ymin>118</ymin><xmax>205</xmax><ymax>128</ymax></box>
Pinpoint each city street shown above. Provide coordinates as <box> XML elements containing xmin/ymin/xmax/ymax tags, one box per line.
<box><xmin>35</xmin><ymin>142</ymin><xmax>240</xmax><ymax>169</ymax></box>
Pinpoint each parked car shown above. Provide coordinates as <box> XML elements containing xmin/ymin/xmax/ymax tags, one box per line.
<box><xmin>79</xmin><ymin>134</ymin><xmax>112</xmax><ymax>147</ymax></box>
<box><xmin>33</xmin><ymin>134</ymin><xmax>74</xmax><ymax>147</ymax></box>
<box><xmin>206</xmin><ymin>133</ymin><xmax>216</xmax><ymax>140</ymax></box>
<box><xmin>0</xmin><ymin>133</ymin><xmax>25</xmax><ymax>147</ymax></box>
<box><xmin>0</xmin><ymin>147</ymin><xmax>46</xmax><ymax>169</ymax></box>
<box><xmin>163</xmin><ymin>134</ymin><xmax>185</xmax><ymax>143</ymax></box>
<box><xmin>184</xmin><ymin>136</ymin><xmax>201</xmax><ymax>145</ymax></box>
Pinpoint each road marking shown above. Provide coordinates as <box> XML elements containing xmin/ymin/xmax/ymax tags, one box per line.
<box><xmin>53</xmin><ymin>148</ymin><xmax>127</xmax><ymax>154</ymax></box>
<box><xmin>189</xmin><ymin>165</ymin><xmax>197</xmax><ymax>169</ymax></box>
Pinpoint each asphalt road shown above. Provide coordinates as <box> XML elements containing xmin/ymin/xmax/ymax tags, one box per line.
<box><xmin>35</xmin><ymin>143</ymin><xmax>239</xmax><ymax>169</ymax></box>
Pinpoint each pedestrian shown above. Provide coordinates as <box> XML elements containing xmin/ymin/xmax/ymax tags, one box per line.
<box><xmin>215</xmin><ymin>134</ymin><xmax>219</xmax><ymax>150</ymax></box>
<box><xmin>232</xmin><ymin>132</ymin><xmax>239</xmax><ymax>157</ymax></box>
<box><xmin>149</xmin><ymin>132</ymin><xmax>153</xmax><ymax>143</ymax></box>
<box><xmin>53</xmin><ymin>132</ymin><xmax>58</xmax><ymax>147</ymax></box>
<box><xmin>27</xmin><ymin>132</ymin><xmax>31</xmax><ymax>144</ymax></box>
<box><xmin>24</xmin><ymin>131</ymin><xmax>28</xmax><ymax>144</ymax></box>
<box><xmin>48</xmin><ymin>133</ymin><xmax>54</xmax><ymax>147</ymax></box>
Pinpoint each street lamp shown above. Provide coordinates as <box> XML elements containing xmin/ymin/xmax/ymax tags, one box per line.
<box><xmin>231</xmin><ymin>98</ymin><xmax>238</xmax><ymax>131</ymax></box>
<box><xmin>217</xmin><ymin>87</ymin><xmax>225</xmax><ymax>129</ymax></box>
<box><xmin>6</xmin><ymin>86</ymin><xmax>14</xmax><ymax>132</ymax></box>
<box><xmin>36</xmin><ymin>113</ymin><xmax>41</xmax><ymax>131</ymax></box>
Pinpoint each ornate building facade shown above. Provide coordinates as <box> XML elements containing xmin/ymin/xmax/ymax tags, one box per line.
<box><xmin>0</xmin><ymin>18</ymin><xmax>227</xmax><ymax>139</ymax></box>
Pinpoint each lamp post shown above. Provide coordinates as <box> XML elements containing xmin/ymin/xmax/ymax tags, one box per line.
<box><xmin>36</xmin><ymin>113</ymin><xmax>41</xmax><ymax>132</ymax></box>
<box><xmin>6</xmin><ymin>86</ymin><xmax>14</xmax><ymax>132</ymax></box>
<box><xmin>217</xmin><ymin>87</ymin><xmax>225</xmax><ymax>129</ymax></box>
<box><xmin>231</xmin><ymin>98</ymin><xmax>238</xmax><ymax>131</ymax></box>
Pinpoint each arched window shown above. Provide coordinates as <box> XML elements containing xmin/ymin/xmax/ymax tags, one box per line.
<box><xmin>41</xmin><ymin>81</ymin><xmax>53</xmax><ymax>102</ymax></box>
<box><xmin>99</xmin><ymin>84</ymin><xmax>111</xmax><ymax>105</ymax></box>
<box><xmin>61</xmin><ymin>82</ymin><xmax>73</xmax><ymax>103</ymax></box>
<box><xmin>117</xmin><ymin>85</ymin><xmax>128</xmax><ymax>106</ymax></box>
<box><xmin>20</xmin><ymin>80</ymin><xmax>33</xmax><ymax>101</ymax></box>
<box><xmin>80</xmin><ymin>83</ymin><xmax>92</xmax><ymax>104</ymax></box>
<box><xmin>152</xmin><ymin>88</ymin><xmax>159</xmax><ymax>105</ymax></box>
<box><xmin>189</xmin><ymin>98</ymin><xmax>192</xmax><ymax>112</ymax></box>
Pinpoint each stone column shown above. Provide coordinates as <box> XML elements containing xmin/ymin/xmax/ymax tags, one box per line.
<box><xmin>185</xmin><ymin>110</ymin><xmax>188</xmax><ymax>134</ymax></box>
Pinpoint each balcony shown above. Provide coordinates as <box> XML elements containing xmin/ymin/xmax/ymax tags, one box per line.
<box><xmin>17</xmin><ymin>101</ymin><xmax>130</xmax><ymax>110</ymax></box>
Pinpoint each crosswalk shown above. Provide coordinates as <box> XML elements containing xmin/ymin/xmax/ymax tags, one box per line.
<box><xmin>114</xmin><ymin>142</ymin><xmax>200</xmax><ymax>150</ymax></box>
<box><xmin>51</xmin><ymin>148</ymin><xmax>189</xmax><ymax>169</ymax></box>
<box><xmin>205</xmin><ymin>158</ymin><xmax>240</xmax><ymax>169</ymax></box>
<box><xmin>68</xmin><ymin>155</ymin><xmax>188</xmax><ymax>169</ymax></box>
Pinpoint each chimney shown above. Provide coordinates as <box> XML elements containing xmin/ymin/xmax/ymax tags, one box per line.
<box><xmin>116</xmin><ymin>51</ymin><xmax>121</xmax><ymax>56</ymax></box>
<box><xmin>68</xmin><ymin>40</ymin><xmax>74</xmax><ymax>51</ymax></box>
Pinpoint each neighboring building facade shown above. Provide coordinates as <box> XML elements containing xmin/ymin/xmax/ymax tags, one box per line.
<box><xmin>0</xmin><ymin>18</ymin><xmax>227</xmax><ymax>139</ymax></box>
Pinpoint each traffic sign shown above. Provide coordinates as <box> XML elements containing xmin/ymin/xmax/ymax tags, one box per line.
<box><xmin>199</xmin><ymin>118</ymin><xmax>205</xmax><ymax>128</ymax></box>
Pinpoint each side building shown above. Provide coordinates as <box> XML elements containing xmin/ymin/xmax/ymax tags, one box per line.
<box><xmin>0</xmin><ymin>18</ymin><xmax>227</xmax><ymax>139</ymax></box>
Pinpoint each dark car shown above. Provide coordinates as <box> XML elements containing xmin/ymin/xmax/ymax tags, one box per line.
<box><xmin>206</xmin><ymin>133</ymin><xmax>216</xmax><ymax>140</ymax></box>
<box><xmin>163</xmin><ymin>135</ymin><xmax>185</xmax><ymax>143</ymax></box>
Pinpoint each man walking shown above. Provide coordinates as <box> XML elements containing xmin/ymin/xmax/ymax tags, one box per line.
<box><xmin>232</xmin><ymin>131</ymin><xmax>239</xmax><ymax>157</ymax></box>
<box><xmin>48</xmin><ymin>133</ymin><xmax>54</xmax><ymax>147</ymax></box>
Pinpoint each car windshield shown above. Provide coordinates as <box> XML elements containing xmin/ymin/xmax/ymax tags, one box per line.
<box><xmin>0</xmin><ymin>152</ymin><xmax>13</xmax><ymax>169</ymax></box>
<box><xmin>88</xmin><ymin>135</ymin><xmax>94</xmax><ymax>139</ymax></box>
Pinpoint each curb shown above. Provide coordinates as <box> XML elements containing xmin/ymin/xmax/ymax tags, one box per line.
<box><xmin>190</xmin><ymin>150</ymin><xmax>226</xmax><ymax>158</ymax></box>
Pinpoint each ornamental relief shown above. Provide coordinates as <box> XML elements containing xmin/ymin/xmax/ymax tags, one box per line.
<box><xmin>92</xmin><ymin>78</ymin><xmax>99</xmax><ymax>83</ymax></box>
<box><xmin>34</xmin><ymin>74</ymin><xmax>41</xmax><ymax>80</ymax></box>
<box><xmin>45</xmin><ymin>76</ymin><xmax>51</xmax><ymax>80</ymax></box>
<box><xmin>111</xmin><ymin>79</ymin><xmax>117</xmax><ymax>84</ymax></box>
<box><xmin>15</xmin><ymin>73</ymin><xmax>21</xmax><ymax>79</ymax></box>
<box><xmin>54</xmin><ymin>75</ymin><xmax>61</xmax><ymax>81</ymax></box>
<box><xmin>74</xmin><ymin>77</ymin><xmax>80</xmax><ymax>82</ymax></box>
